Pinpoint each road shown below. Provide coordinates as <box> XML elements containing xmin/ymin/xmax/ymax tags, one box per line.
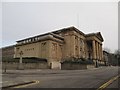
<box><xmin>2</xmin><ymin>66</ymin><xmax>119</xmax><ymax>89</ymax></box>
<box><xmin>106</xmin><ymin>76</ymin><xmax>119</xmax><ymax>88</ymax></box>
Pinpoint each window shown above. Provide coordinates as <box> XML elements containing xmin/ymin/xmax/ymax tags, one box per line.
<box><xmin>16</xmin><ymin>47</ymin><xmax>20</xmax><ymax>52</ymax></box>
<box><xmin>75</xmin><ymin>46</ymin><xmax>78</xmax><ymax>50</ymax></box>
<box><xmin>75</xmin><ymin>36</ymin><xmax>79</xmax><ymax>45</ymax></box>
<box><xmin>75</xmin><ymin>36</ymin><xmax>77</xmax><ymax>39</ymax></box>
<box><xmin>80</xmin><ymin>38</ymin><xmax>83</xmax><ymax>46</ymax></box>
<box><xmin>41</xmin><ymin>42</ymin><xmax>46</xmax><ymax>51</ymax></box>
<box><xmin>52</xmin><ymin>43</ymin><xmax>57</xmax><ymax>51</ymax></box>
<box><xmin>80</xmin><ymin>48</ymin><xmax>82</xmax><ymax>51</ymax></box>
<box><xmin>42</xmin><ymin>42</ymin><xmax>46</xmax><ymax>45</ymax></box>
<box><xmin>17</xmin><ymin>47</ymin><xmax>19</xmax><ymax>50</ymax></box>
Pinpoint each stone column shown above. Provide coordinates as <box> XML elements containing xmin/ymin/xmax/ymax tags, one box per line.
<box><xmin>48</xmin><ymin>41</ymin><xmax>52</xmax><ymax>67</ymax></box>
<box><xmin>101</xmin><ymin>44</ymin><xmax>103</xmax><ymax>61</ymax></box>
<box><xmin>99</xmin><ymin>43</ymin><xmax>101</xmax><ymax>60</ymax></box>
<box><xmin>98</xmin><ymin>43</ymin><xmax>99</xmax><ymax>60</ymax></box>
<box><xmin>96</xmin><ymin>42</ymin><xmax>98</xmax><ymax>60</ymax></box>
<box><xmin>92</xmin><ymin>40</ymin><xmax>96</xmax><ymax>60</ymax></box>
<box><xmin>96</xmin><ymin>42</ymin><xmax>99</xmax><ymax>67</ymax></box>
<box><xmin>99</xmin><ymin>44</ymin><xmax>101</xmax><ymax>61</ymax></box>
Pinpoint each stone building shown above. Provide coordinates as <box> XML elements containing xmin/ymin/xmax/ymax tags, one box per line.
<box><xmin>103</xmin><ymin>50</ymin><xmax>119</xmax><ymax>66</ymax></box>
<box><xmin>14</xmin><ymin>26</ymin><xmax>104</xmax><ymax>69</ymax></box>
<box><xmin>103</xmin><ymin>50</ymin><xmax>109</xmax><ymax>66</ymax></box>
<box><xmin>1</xmin><ymin>45</ymin><xmax>15</xmax><ymax>62</ymax></box>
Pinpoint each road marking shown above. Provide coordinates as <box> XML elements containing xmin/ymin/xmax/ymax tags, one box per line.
<box><xmin>0</xmin><ymin>81</ymin><xmax>8</xmax><ymax>83</ymax></box>
<box><xmin>97</xmin><ymin>75</ymin><xmax>120</xmax><ymax>90</ymax></box>
<box><xmin>13</xmin><ymin>80</ymin><xmax>39</xmax><ymax>88</ymax></box>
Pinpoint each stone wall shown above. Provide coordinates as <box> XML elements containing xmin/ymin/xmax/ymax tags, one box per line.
<box><xmin>61</xmin><ymin>63</ymin><xmax>94</xmax><ymax>70</ymax></box>
<box><xmin>2</xmin><ymin>62</ymin><xmax>95</xmax><ymax>70</ymax></box>
<box><xmin>50</xmin><ymin>61</ymin><xmax>61</xmax><ymax>69</ymax></box>
<box><xmin>2</xmin><ymin>62</ymin><xmax>49</xmax><ymax>70</ymax></box>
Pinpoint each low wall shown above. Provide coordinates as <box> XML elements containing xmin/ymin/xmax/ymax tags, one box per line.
<box><xmin>61</xmin><ymin>63</ymin><xmax>94</xmax><ymax>70</ymax></box>
<box><xmin>2</xmin><ymin>62</ymin><xmax>49</xmax><ymax>70</ymax></box>
<box><xmin>87</xmin><ymin>65</ymin><xmax>95</xmax><ymax>69</ymax></box>
<box><xmin>2</xmin><ymin>63</ymin><xmax>95</xmax><ymax>70</ymax></box>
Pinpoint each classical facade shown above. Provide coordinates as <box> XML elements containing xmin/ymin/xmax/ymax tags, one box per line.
<box><xmin>14</xmin><ymin>26</ymin><xmax>104</xmax><ymax>68</ymax></box>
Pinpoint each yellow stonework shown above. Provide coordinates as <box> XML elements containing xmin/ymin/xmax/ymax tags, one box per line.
<box><xmin>14</xmin><ymin>26</ymin><xmax>104</xmax><ymax>67</ymax></box>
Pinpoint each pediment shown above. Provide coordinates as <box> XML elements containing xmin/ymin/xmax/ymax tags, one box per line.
<box><xmin>95</xmin><ymin>32</ymin><xmax>104</xmax><ymax>42</ymax></box>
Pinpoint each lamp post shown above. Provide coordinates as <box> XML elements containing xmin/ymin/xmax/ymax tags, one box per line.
<box><xmin>18</xmin><ymin>51</ymin><xmax>24</xmax><ymax>70</ymax></box>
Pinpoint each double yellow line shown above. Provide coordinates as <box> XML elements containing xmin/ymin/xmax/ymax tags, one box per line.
<box><xmin>97</xmin><ymin>75</ymin><xmax>119</xmax><ymax>90</ymax></box>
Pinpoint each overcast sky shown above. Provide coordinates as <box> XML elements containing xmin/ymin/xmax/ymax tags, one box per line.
<box><xmin>2</xmin><ymin>2</ymin><xmax>118</xmax><ymax>53</ymax></box>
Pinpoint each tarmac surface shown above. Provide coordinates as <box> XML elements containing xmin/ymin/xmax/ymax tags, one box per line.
<box><xmin>1</xmin><ymin>66</ymin><xmax>120</xmax><ymax>89</ymax></box>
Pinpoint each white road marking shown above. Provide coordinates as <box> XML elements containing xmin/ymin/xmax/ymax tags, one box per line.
<box><xmin>0</xmin><ymin>81</ymin><xmax>8</xmax><ymax>83</ymax></box>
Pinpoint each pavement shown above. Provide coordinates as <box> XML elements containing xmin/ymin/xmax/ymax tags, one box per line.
<box><xmin>1</xmin><ymin>66</ymin><xmax>120</xmax><ymax>89</ymax></box>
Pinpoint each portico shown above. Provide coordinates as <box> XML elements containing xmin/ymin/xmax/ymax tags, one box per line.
<box><xmin>92</xmin><ymin>40</ymin><xmax>103</xmax><ymax>67</ymax></box>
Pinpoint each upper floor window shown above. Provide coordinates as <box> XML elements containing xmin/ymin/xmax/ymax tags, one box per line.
<box><xmin>16</xmin><ymin>47</ymin><xmax>19</xmax><ymax>51</ymax></box>
<box><xmin>80</xmin><ymin>38</ymin><xmax>83</xmax><ymax>46</ymax></box>
<box><xmin>42</xmin><ymin>42</ymin><xmax>46</xmax><ymax>45</ymax></box>
<box><xmin>52</xmin><ymin>43</ymin><xmax>57</xmax><ymax>51</ymax></box>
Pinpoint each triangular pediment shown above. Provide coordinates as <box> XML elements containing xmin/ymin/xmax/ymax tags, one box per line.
<box><xmin>95</xmin><ymin>32</ymin><xmax>104</xmax><ymax>42</ymax></box>
<box><xmin>85</xmin><ymin>32</ymin><xmax>104</xmax><ymax>42</ymax></box>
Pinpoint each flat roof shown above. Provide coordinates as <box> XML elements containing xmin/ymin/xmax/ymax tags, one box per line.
<box><xmin>16</xmin><ymin>26</ymin><xmax>103</xmax><ymax>42</ymax></box>
<box><xmin>16</xmin><ymin>26</ymin><xmax>85</xmax><ymax>42</ymax></box>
